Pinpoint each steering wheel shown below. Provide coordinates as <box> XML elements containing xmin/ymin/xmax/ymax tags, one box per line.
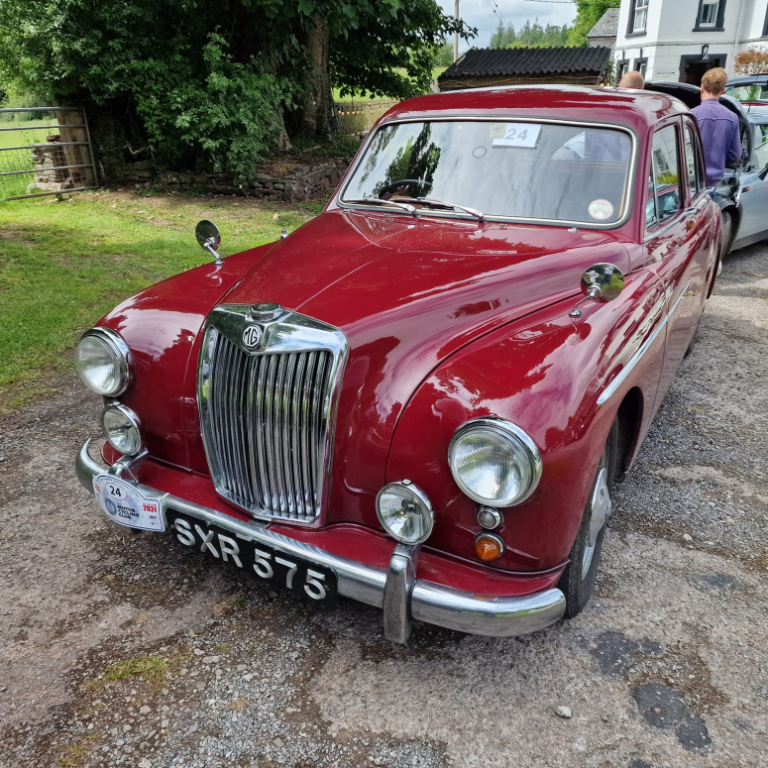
<box><xmin>377</xmin><ymin>178</ymin><xmax>430</xmax><ymax>196</ymax></box>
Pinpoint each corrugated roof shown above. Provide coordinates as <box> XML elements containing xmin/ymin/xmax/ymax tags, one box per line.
<box><xmin>438</xmin><ymin>47</ymin><xmax>613</xmax><ymax>80</ymax></box>
<box><xmin>587</xmin><ymin>8</ymin><xmax>620</xmax><ymax>39</ymax></box>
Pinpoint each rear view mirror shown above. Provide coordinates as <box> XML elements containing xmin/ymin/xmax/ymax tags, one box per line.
<box><xmin>196</xmin><ymin>220</ymin><xmax>223</xmax><ymax>265</ymax></box>
<box><xmin>569</xmin><ymin>263</ymin><xmax>625</xmax><ymax>318</ymax></box>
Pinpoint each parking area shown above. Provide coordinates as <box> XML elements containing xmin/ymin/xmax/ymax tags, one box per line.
<box><xmin>1</xmin><ymin>244</ymin><xmax>767</xmax><ymax>768</ymax></box>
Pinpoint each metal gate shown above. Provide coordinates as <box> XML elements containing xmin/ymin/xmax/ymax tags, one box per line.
<box><xmin>0</xmin><ymin>107</ymin><xmax>97</xmax><ymax>201</ymax></box>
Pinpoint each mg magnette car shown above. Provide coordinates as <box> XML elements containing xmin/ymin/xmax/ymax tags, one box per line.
<box><xmin>75</xmin><ymin>86</ymin><xmax>720</xmax><ymax>643</ymax></box>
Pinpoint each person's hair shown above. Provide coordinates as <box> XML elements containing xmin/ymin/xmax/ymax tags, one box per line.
<box><xmin>618</xmin><ymin>70</ymin><xmax>645</xmax><ymax>89</ymax></box>
<box><xmin>701</xmin><ymin>68</ymin><xmax>728</xmax><ymax>96</ymax></box>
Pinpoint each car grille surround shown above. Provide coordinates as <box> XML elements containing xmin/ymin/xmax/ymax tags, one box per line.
<box><xmin>197</xmin><ymin>305</ymin><xmax>348</xmax><ymax>525</ymax></box>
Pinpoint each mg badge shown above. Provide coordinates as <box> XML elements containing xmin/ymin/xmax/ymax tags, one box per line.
<box><xmin>242</xmin><ymin>324</ymin><xmax>263</xmax><ymax>349</ymax></box>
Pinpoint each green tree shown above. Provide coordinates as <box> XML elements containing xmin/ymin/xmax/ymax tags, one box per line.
<box><xmin>568</xmin><ymin>0</ymin><xmax>620</xmax><ymax>46</ymax></box>
<box><xmin>0</xmin><ymin>0</ymin><xmax>474</xmax><ymax>183</ymax></box>
<box><xmin>491</xmin><ymin>19</ymin><xmax>571</xmax><ymax>49</ymax></box>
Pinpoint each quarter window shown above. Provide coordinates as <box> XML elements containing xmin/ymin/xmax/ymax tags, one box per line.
<box><xmin>649</xmin><ymin>125</ymin><xmax>682</xmax><ymax>227</ymax></box>
<box><xmin>684</xmin><ymin>125</ymin><xmax>702</xmax><ymax>196</ymax></box>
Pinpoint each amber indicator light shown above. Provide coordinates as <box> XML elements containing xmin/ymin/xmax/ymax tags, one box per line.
<box><xmin>475</xmin><ymin>532</ymin><xmax>505</xmax><ymax>562</ymax></box>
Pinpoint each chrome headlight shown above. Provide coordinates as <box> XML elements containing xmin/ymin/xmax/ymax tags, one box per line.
<box><xmin>376</xmin><ymin>481</ymin><xmax>434</xmax><ymax>544</ymax></box>
<box><xmin>448</xmin><ymin>418</ymin><xmax>542</xmax><ymax>507</ymax></box>
<box><xmin>101</xmin><ymin>404</ymin><xmax>143</xmax><ymax>456</ymax></box>
<box><xmin>75</xmin><ymin>328</ymin><xmax>134</xmax><ymax>397</ymax></box>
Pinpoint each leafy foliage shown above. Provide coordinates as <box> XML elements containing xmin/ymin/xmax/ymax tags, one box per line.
<box><xmin>734</xmin><ymin>47</ymin><xmax>768</xmax><ymax>76</ymax></box>
<box><xmin>568</xmin><ymin>0</ymin><xmax>619</xmax><ymax>47</ymax></box>
<box><xmin>490</xmin><ymin>19</ymin><xmax>572</xmax><ymax>49</ymax></box>
<box><xmin>0</xmin><ymin>0</ymin><xmax>473</xmax><ymax>183</ymax></box>
<box><xmin>434</xmin><ymin>42</ymin><xmax>455</xmax><ymax>68</ymax></box>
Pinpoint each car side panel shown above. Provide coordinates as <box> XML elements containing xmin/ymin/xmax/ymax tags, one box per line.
<box><xmin>386</xmin><ymin>270</ymin><xmax>667</xmax><ymax>572</ymax></box>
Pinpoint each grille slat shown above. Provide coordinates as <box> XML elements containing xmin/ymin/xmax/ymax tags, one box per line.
<box><xmin>200</xmin><ymin>322</ymin><xmax>340</xmax><ymax>524</ymax></box>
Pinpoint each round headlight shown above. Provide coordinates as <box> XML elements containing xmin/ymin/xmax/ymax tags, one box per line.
<box><xmin>101</xmin><ymin>404</ymin><xmax>143</xmax><ymax>456</ymax></box>
<box><xmin>448</xmin><ymin>418</ymin><xmax>542</xmax><ymax>508</ymax></box>
<box><xmin>376</xmin><ymin>481</ymin><xmax>434</xmax><ymax>545</ymax></box>
<box><xmin>75</xmin><ymin>328</ymin><xmax>134</xmax><ymax>397</ymax></box>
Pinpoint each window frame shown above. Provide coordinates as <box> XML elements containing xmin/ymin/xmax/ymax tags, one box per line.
<box><xmin>646</xmin><ymin>121</ymin><xmax>684</xmax><ymax>237</ymax></box>
<box><xmin>694</xmin><ymin>0</ymin><xmax>726</xmax><ymax>32</ymax></box>
<box><xmin>683</xmin><ymin>119</ymin><xmax>705</xmax><ymax>201</ymax></box>
<box><xmin>633</xmin><ymin>57</ymin><xmax>648</xmax><ymax>77</ymax></box>
<box><xmin>627</xmin><ymin>0</ymin><xmax>649</xmax><ymax>36</ymax></box>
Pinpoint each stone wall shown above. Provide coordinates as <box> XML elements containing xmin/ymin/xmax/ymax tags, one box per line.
<box><xmin>119</xmin><ymin>156</ymin><xmax>353</xmax><ymax>201</ymax></box>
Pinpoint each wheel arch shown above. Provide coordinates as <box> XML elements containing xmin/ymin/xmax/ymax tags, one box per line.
<box><xmin>614</xmin><ymin>386</ymin><xmax>644</xmax><ymax>482</ymax></box>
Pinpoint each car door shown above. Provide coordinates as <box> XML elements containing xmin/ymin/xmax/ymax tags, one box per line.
<box><xmin>645</xmin><ymin>118</ymin><xmax>712</xmax><ymax>410</ymax></box>
<box><xmin>733</xmin><ymin>120</ymin><xmax>768</xmax><ymax>248</ymax></box>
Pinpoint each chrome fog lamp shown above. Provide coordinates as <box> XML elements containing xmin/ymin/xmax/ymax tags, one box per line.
<box><xmin>448</xmin><ymin>418</ymin><xmax>542</xmax><ymax>508</ymax></box>
<box><xmin>376</xmin><ymin>481</ymin><xmax>434</xmax><ymax>545</ymax></box>
<box><xmin>75</xmin><ymin>328</ymin><xmax>134</xmax><ymax>397</ymax></box>
<box><xmin>101</xmin><ymin>404</ymin><xmax>143</xmax><ymax>456</ymax></box>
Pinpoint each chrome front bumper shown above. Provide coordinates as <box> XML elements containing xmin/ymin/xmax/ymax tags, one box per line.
<box><xmin>76</xmin><ymin>440</ymin><xmax>566</xmax><ymax>643</ymax></box>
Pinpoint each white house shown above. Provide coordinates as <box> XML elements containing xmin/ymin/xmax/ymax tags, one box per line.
<box><xmin>614</xmin><ymin>0</ymin><xmax>768</xmax><ymax>83</ymax></box>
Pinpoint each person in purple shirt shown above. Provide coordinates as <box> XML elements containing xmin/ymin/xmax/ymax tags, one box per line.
<box><xmin>691</xmin><ymin>68</ymin><xmax>742</xmax><ymax>187</ymax></box>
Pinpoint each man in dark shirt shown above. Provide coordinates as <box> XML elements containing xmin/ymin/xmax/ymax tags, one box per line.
<box><xmin>691</xmin><ymin>68</ymin><xmax>741</xmax><ymax>186</ymax></box>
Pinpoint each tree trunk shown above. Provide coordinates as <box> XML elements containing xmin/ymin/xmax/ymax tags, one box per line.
<box><xmin>300</xmin><ymin>18</ymin><xmax>332</xmax><ymax>139</ymax></box>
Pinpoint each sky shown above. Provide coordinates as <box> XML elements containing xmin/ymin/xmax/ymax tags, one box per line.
<box><xmin>437</xmin><ymin>0</ymin><xmax>579</xmax><ymax>52</ymax></box>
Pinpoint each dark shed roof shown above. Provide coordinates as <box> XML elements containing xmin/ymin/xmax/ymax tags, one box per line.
<box><xmin>438</xmin><ymin>47</ymin><xmax>613</xmax><ymax>80</ymax></box>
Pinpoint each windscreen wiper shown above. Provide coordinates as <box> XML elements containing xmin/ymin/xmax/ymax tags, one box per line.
<box><xmin>395</xmin><ymin>196</ymin><xmax>485</xmax><ymax>221</ymax></box>
<box><xmin>344</xmin><ymin>197</ymin><xmax>416</xmax><ymax>215</ymax></box>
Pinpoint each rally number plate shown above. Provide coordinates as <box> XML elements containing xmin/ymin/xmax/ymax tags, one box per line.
<box><xmin>167</xmin><ymin>510</ymin><xmax>338</xmax><ymax>606</ymax></box>
<box><xmin>93</xmin><ymin>474</ymin><xmax>164</xmax><ymax>532</ymax></box>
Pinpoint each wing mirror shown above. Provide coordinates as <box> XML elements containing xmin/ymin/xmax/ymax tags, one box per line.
<box><xmin>196</xmin><ymin>220</ymin><xmax>223</xmax><ymax>265</ymax></box>
<box><xmin>569</xmin><ymin>263</ymin><xmax>625</xmax><ymax>318</ymax></box>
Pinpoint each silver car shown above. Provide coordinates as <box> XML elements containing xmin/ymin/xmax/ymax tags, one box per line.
<box><xmin>646</xmin><ymin>81</ymin><xmax>768</xmax><ymax>255</ymax></box>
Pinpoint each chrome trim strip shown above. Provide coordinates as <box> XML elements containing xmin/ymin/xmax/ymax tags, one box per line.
<box><xmin>337</xmin><ymin>115</ymin><xmax>638</xmax><ymax>230</ymax></box>
<box><xmin>76</xmin><ymin>440</ymin><xmax>567</xmax><ymax>640</ymax></box>
<box><xmin>597</xmin><ymin>280</ymin><xmax>692</xmax><ymax>406</ymax></box>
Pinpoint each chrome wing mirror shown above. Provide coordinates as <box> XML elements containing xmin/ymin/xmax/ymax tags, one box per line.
<box><xmin>569</xmin><ymin>263</ymin><xmax>625</xmax><ymax>318</ymax></box>
<box><xmin>196</xmin><ymin>220</ymin><xmax>223</xmax><ymax>265</ymax></box>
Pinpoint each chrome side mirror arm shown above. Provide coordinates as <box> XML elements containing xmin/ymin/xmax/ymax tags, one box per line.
<box><xmin>569</xmin><ymin>263</ymin><xmax>625</xmax><ymax>318</ymax></box>
<box><xmin>195</xmin><ymin>220</ymin><xmax>223</xmax><ymax>265</ymax></box>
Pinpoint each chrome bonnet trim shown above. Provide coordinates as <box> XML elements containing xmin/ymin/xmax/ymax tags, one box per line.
<box><xmin>597</xmin><ymin>280</ymin><xmax>691</xmax><ymax>406</ymax></box>
<box><xmin>76</xmin><ymin>439</ymin><xmax>566</xmax><ymax>640</ymax></box>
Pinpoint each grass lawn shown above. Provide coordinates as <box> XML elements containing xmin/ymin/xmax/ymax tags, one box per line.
<box><xmin>0</xmin><ymin>190</ymin><xmax>321</xmax><ymax>410</ymax></box>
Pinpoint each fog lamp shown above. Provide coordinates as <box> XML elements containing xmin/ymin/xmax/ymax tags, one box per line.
<box><xmin>376</xmin><ymin>480</ymin><xmax>434</xmax><ymax>545</ymax></box>
<box><xmin>75</xmin><ymin>328</ymin><xmax>134</xmax><ymax>397</ymax></box>
<box><xmin>475</xmin><ymin>532</ymin><xmax>506</xmax><ymax>562</ymax></box>
<box><xmin>101</xmin><ymin>404</ymin><xmax>143</xmax><ymax>456</ymax></box>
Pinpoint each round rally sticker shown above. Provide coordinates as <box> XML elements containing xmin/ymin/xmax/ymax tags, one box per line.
<box><xmin>588</xmin><ymin>199</ymin><xmax>614</xmax><ymax>221</ymax></box>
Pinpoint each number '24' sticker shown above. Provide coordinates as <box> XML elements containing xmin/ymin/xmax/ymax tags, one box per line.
<box><xmin>492</xmin><ymin>123</ymin><xmax>542</xmax><ymax>149</ymax></box>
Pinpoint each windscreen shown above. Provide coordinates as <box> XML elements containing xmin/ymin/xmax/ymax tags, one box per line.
<box><xmin>341</xmin><ymin>120</ymin><xmax>633</xmax><ymax>225</ymax></box>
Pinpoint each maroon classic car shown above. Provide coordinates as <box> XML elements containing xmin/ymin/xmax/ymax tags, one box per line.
<box><xmin>75</xmin><ymin>86</ymin><xmax>720</xmax><ymax>643</ymax></box>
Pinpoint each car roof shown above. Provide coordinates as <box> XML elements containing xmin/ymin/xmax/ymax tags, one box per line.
<box><xmin>727</xmin><ymin>74</ymin><xmax>768</xmax><ymax>85</ymax></box>
<box><xmin>381</xmin><ymin>85</ymin><xmax>688</xmax><ymax>133</ymax></box>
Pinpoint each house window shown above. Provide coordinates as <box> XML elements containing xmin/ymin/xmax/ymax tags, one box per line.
<box><xmin>617</xmin><ymin>59</ymin><xmax>629</xmax><ymax>82</ymax></box>
<box><xmin>763</xmin><ymin>4</ymin><xmax>768</xmax><ymax>36</ymax></box>
<box><xmin>695</xmin><ymin>0</ymin><xmax>725</xmax><ymax>30</ymax></box>
<box><xmin>699</xmin><ymin>0</ymin><xmax>719</xmax><ymax>27</ymax></box>
<box><xmin>634</xmin><ymin>58</ymin><xmax>648</xmax><ymax>77</ymax></box>
<box><xmin>630</xmin><ymin>0</ymin><xmax>649</xmax><ymax>34</ymax></box>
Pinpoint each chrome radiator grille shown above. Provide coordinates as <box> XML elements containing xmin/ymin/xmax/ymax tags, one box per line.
<box><xmin>198</xmin><ymin>306</ymin><xmax>348</xmax><ymax>524</ymax></box>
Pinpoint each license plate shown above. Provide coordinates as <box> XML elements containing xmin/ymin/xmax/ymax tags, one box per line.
<box><xmin>166</xmin><ymin>510</ymin><xmax>338</xmax><ymax>606</ymax></box>
<box><xmin>93</xmin><ymin>474</ymin><xmax>164</xmax><ymax>532</ymax></box>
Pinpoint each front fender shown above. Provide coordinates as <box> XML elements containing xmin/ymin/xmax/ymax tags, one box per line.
<box><xmin>386</xmin><ymin>268</ymin><xmax>666</xmax><ymax>571</ymax></box>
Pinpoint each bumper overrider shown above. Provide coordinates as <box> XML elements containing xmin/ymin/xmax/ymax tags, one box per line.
<box><xmin>76</xmin><ymin>439</ymin><xmax>566</xmax><ymax>643</ymax></box>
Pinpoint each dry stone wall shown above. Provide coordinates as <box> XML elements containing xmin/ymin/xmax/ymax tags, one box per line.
<box><xmin>119</xmin><ymin>157</ymin><xmax>353</xmax><ymax>201</ymax></box>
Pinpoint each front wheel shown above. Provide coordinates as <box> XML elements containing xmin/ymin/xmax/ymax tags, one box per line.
<box><xmin>558</xmin><ymin>419</ymin><xmax>618</xmax><ymax>619</ymax></box>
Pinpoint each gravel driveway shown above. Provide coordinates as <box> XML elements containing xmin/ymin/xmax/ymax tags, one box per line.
<box><xmin>2</xmin><ymin>245</ymin><xmax>767</xmax><ymax>768</ymax></box>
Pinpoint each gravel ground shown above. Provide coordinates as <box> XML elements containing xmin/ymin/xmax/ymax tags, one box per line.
<box><xmin>1</xmin><ymin>244</ymin><xmax>767</xmax><ymax>768</ymax></box>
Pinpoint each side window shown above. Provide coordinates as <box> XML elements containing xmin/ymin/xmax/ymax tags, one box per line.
<box><xmin>684</xmin><ymin>124</ymin><xmax>702</xmax><ymax>197</ymax></box>
<box><xmin>651</xmin><ymin>125</ymin><xmax>682</xmax><ymax>222</ymax></box>
<box><xmin>752</xmin><ymin>124</ymin><xmax>768</xmax><ymax>170</ymax></box>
